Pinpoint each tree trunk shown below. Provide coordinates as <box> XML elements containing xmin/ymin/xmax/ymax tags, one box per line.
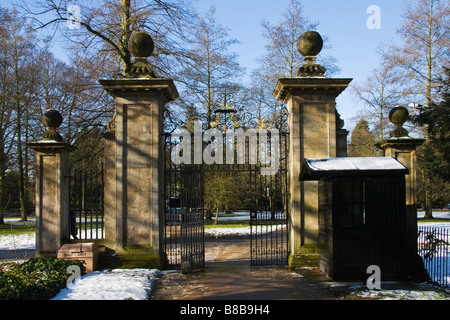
<box><xmin>423</xmin><ymin>0</ymin><xmax>436</xmax><ymax>220</ymax></box>
<box><xmin>0</xmin><ymin>169</ymin><xmax>4</xmax><ymax>225</ymax></box>
<box><xmin>0</xmin><ymin>135</ymin><xmax>5</xmax><ymax>225</ymax></box>
<box><xmin>17</xmin><ymin>119</ymin><xmax>27</xmax><ymax>222</ymax></box>
<box><xmin>120</xmin><ymin>0</ymin><xmax>132</xmax><ymax>75</ymax></box>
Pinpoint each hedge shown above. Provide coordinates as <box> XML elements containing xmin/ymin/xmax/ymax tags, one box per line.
<box><xmin>0</xmin><ymin>257</ymin><xmax>86</xmax><ymax>300</ymax></box>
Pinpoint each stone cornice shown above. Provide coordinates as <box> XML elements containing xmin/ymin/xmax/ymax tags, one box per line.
<box><xmin>376</xmin><ymin>137</ymin><xmax>426</xmax><ymax>151</ymax></box>
<box><xmin>273</xmin><ymin>78</ymin><xmax>353</xmax><ymax>102</ymax></box>
<box><xmin>28</xmin><ymin>141</ymin><xmax>77</xmax><ymax>153</ymax></box>
<box><xmin>99</xmin><ymin>78</ymin><xmax>179</xmax><ymax>103</ymax></box>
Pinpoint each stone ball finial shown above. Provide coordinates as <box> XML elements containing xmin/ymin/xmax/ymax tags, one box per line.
<box><xmin>43</xmin><ymin>110</ymin><xmax>63</xmax><ymax>128</ymax></box>
<box><xmin>126</xmin><ymin>31</ymin><xmax>157</xmax><ymax>78</ymax></box>
<box><xmin>389</xmin><ymin>106</ymin><xmax>409</xmax><ymax>125</ymax></box>
<box><xmin>389</xmin><ymin>106</ymin><xmax>409</xmax><ymax>138</ymax></box>
<box><xmin>297</xmin><ymin>31</ymin><xmax>323</xmax><ymax>57</ymax></box>
<box><xmin>129</xmin><ymin>31</ymin><xmax>154</xmax><ymax>58</ymax></box>
<box><xmin>296</xmin><ymin>31</ymin><xmax>326</xmax><ymax>77</ymax></box>
<box><xmin>42</xmin><ymin>110</ymin><xmax>63</xmax><ymax>141</ymax></box>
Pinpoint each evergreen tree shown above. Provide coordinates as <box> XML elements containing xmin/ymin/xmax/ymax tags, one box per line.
<box><xmin>348</xmin><ymin>119</ymin><xmax>378</xmax><ymax>157</ymax></box>
<box><xmin>414</xmin><ymin>68</ymin><xmax>450</xmax><ymax>182</ymax></box>
<box><xmin>414</xmin><ymin>68</ymin><xmax>450</xmax><ymax>211</ymax></box>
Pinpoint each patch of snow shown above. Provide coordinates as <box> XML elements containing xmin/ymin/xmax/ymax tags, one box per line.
<box><xmin>0</xmin><ymin>233</ymin><xmax>35</xmax><ymax>250</ymax></box>
<box><xmin>291</xmin><ymin>272</ymin><xmax>304</xmax><ymax>278</ymax></box>
<box><xmin>305</xmin><ymin>157</ymin><xmax>406</xmax><ymax>172</ymax></box>
<box><xmin>205</xmin><ymin>224</ymin><xmax>285</xmax><ymax>237</ymax></box>
<box><xmin>418</xmin><ymin>211</ymin><xmax>450</xmax><ymax>218</ymax></box>
<box><xmin>205</xmin><ymin>226</ymin><xmax>251</xmax><ymax>237</ymax></box>
<box><xmin>51</xmin><ymin>268</ymin><xmax>161</xmax><ymax>300</ymax></box>
<box><xmin>355</xmin><ymin>289</ymin><xmax>450</xmax><ymax>300</ymax></box>
<box><xmin>216</xmin><ymin>211</ymin><xmax>250</xmax><ymax>221</ymax></box>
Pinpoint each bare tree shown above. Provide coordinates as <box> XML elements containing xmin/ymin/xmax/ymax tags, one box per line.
<box><xmin>381</xmin><ymin>0</ymin><xmax>449</xmax><ymax>219</ymax></box>
<box><xmin>351</xmin><ymin>63</ymin><xmax>404</xmax><ymax>141</ymax></box>
<box><xmin>382</xmin><ymin>0</ymin><xmax>449</xmax><ymax>113</ymax></box>
<box><xmin>176</xmin><ymin>6</ymin><xmax>243</xmax><ymax>129</ymax></box>
<box><xmin>0</xmin><ymin>8</ymin><xmax>41</xmax><ymax>221</ymax></box>
<box><xmin>21</xmin><ymin>0</ymin><xmax>196</xmax><ymax>77</ymax></box>
<box><xmin>0</xmin><ymin>9</ymin><xmax>20</xmax><ymax>223</ymax></box>
<box><xmin>259</xmin><ymin>0</ymin><xmax>340</xmax><ymax>80</ymax></box>
<box><xmin>252</xmin><ymin>0</ymin><xmax>340</xmax><ymax>130</ymax></box>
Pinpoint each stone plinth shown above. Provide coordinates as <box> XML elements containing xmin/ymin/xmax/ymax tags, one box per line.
<box><xmin>28</xmin><ymin>141</ymin><xmax>76</xmax><ymax>257</ymax></box>
<box><xmin>273</xmin><ymin>77</ymin><xmax>352</xmax><ymax>266</ymax></box>
<box><xmin>100</xmin><ymin>78</ymin><xmax>178</xmax><ymax>268</ymax></box>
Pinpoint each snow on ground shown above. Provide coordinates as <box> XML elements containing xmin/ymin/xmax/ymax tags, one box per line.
<box><xmin>51</xmin><ymin>268</ymin><xmax>161</xmax><ymax>300</ymax></box>
<box><xmin>0</xmin><ymin>233</ymin><xmax>35</xmax><ymax>250</ymax></box>
<box><xmin>354</xmin><ymin>289</ymin><xmax>450</xmax><ymax>300</ymax></box>
<box><xmin>417</xmin><ymin>211</ymin><xmax>450</xmax><ymax>219</ymax></box>
<box><xmin>205</xmin><ymin>211</ymin><xmax>285</xmax><ymax>237</ymax></box>
<box><xmin>0</xmin><ymin>218</ymin><xmax>35</xmax><ymax>250</ymax></box>
<box><xmin>205</xmin><ymin>226</ymin><xmax>251</xmax><ymax>237</ymax></box>
<box><xmin>418</xmin><ymin>211</ymin><xmax>450</xmax><ymax>229</ymax></box>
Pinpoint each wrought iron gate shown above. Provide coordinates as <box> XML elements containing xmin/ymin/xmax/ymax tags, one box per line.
<box><xmin>250</xmin><ymin>212</ymin><xmax>289</xmax><ymax>265</ymax></box>
<box><xmin>249</xmin><ymin>132</ymin><xmax>289</xmax><ymax>265</ymax></box>
<box><xmin>164</xmin><ymin>131</ymin><xmax>289</xmax><ymax>270</ymax></box>
<box><xmin>164</xmin><ymin>133</ymin><xmax>205</xmax><ymax>273</ymax></box>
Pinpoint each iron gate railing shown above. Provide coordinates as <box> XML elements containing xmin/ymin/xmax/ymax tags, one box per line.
<box><xmin>250</xmin><ymin>211</ymin><xmax>289</xmax><ymax>265</ymax></box>
<box><xmin>164</xmin><ymin>132</ymin><xmax>205</xmax><ymax>271</ymax></box>
<box><xmin>164</xmin><ymin>130</ymin><xmax>289</xmax><ymax>268</ymax></box>
<box><xmin>180</xmin><ymin>206</ymin><xmax>205</xmax><ymax>273</ymax></box>
<box><xmin>249</xmin><ymin>132</ymin><xmax>289</xmax><ymax>265</ymax></box>
<box><xmin>418</xmin><ymin>225</ymin><xmax>450</xmax><ymax>287</ymax></box>
<box><xmin>69</xmin><ymin>164</ymin><xmax>105</xmax><ymax>240</ymax></box>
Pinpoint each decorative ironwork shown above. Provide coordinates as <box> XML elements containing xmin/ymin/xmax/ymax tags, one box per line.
<box><xmin>210</xmin><ymin>90</ymin><xmax>240</xmax><ymax>131</ymax></box>
<box><xmin>181</xmin><ymin>206</ymin><xmax>205</xmax><ymax>274</ymax></box>
<box><xmin>163</xmin><ymin>131</ymin><xmax>289</xmax><ymax>270</ymax></box>
<box><xmin>164</xmin><ymin>133</ymin><xmax>205</xmax><ymax>272</ymax></box>
<box><xmin>69</xmin><ymin>164</ymin><xmax>105</xmax><ymax>240</ymax></box>
<box><xmin>249</xmin><ymin>132</ymin><xmax>290</xmax><ymax>266</ymax></box>
<box><xmin>250</xmin><ymin>211</ymin><xmax>289</xmax><ymax>266</ymax></box>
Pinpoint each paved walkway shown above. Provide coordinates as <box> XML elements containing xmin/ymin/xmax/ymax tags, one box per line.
<box><xmin>151</xmin><ymin>237</ymin><xmax>372</xmax><ymax>300</ymax></box>
<box><xmin>0</xmin><ymin>249</ymin><xmax>34</xmax><ymax>260</ymax></box>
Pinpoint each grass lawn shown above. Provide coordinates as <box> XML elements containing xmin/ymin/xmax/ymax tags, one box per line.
<box><xmin>204</xmin><ymin>219</ymin><xmax>249</xmax><ymax>229</ymax></box>
<box><xmin>0</xmin><ymin>221</ymin><xmax>35</xmax><ymax>236</ymax></box>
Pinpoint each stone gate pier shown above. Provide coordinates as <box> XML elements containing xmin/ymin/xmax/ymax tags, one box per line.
<box><xmin>377</xmin><ymin>106</ymin><xmax>426</xmax><ymax>277</ymax></box>
<box><xmin>28</xmin><ymin>111</ymin><xmax>76</xmax><ymax>258</ymax></box>
<box><xmin>273</xmin><ymin>31</ymin><xmax>352</xmax><ymax>266</ymax></box>
<box><xmin>100</xmin><ymin>32</ymin><xmax>178</xmax><ymax>268</ymax></box>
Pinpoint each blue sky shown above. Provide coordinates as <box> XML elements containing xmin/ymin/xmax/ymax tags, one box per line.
<box><xmin>196</xmin><ymin>0</ymin><xmax>407</xmax><ymax>128</ymax></box>
<box><xmin>0</xmin><ymin>0</ymin><xmax>408</xmax><ymax>130</ymax></box>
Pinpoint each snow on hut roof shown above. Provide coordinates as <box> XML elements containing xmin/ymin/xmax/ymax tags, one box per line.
<box><xmin>300</xmin><ymin>157</ymin><xmax>409</xmax><ymax>180</ymax></box>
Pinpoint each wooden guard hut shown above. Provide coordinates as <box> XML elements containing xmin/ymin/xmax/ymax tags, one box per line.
<box><xmin>300</xmin><ymin>157</ymin><xmax>425</xmax><ymax>281</ymax></box>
